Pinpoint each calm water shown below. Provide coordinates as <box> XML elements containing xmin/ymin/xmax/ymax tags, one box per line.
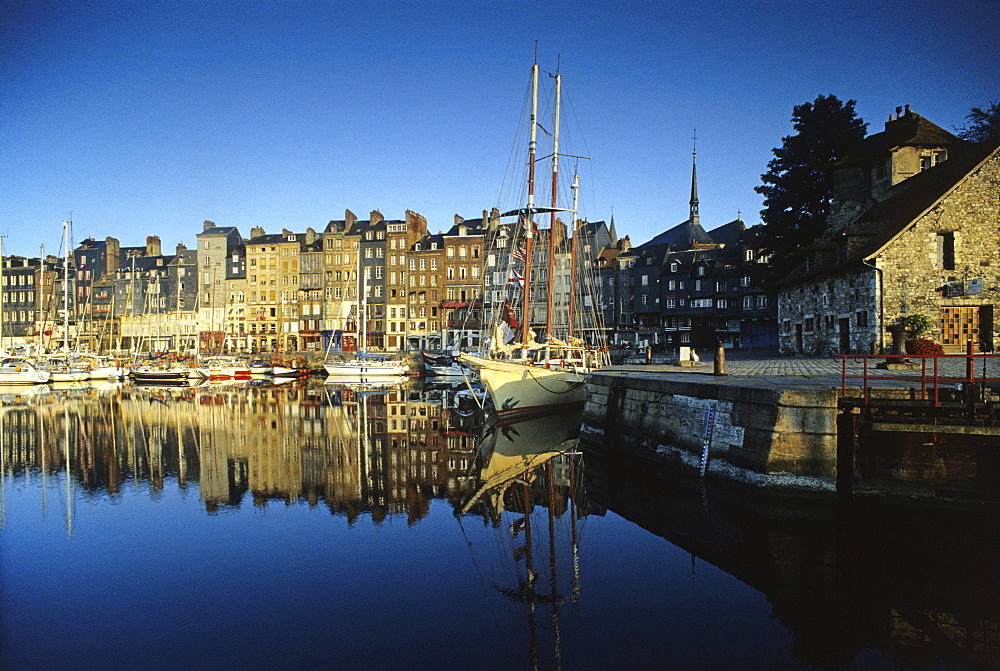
<box><xmin>1</xmin><ymin>378</ymin><xmax>997</xmax><ymax>670</ymax></box>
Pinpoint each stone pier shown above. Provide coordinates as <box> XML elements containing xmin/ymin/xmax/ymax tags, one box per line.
<box><xmin>583</xmin><ymin>368</ymin><xmax>842</xmax><ymax>497</ymax></box>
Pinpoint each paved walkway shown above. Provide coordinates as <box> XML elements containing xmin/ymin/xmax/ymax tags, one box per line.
<box><xmin>613</xmin><ymin>349</ymin><xmax>1000</xmax><ymax>388</ymax></box>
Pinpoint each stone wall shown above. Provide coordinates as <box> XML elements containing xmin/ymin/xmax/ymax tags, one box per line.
<box><xmin>777</xmin><ymin>271</ymin><xmax>880</xmax><ymax>354</ymax></box>
<box><xmin>583</xmin><ymin>370</ymin><xmax>840</xmax><ymax>496</ymax></box>
<box><xmin>876</xmin><ymin>151</ymin><xmax>1000</xmax><ymax>351</ymax></box>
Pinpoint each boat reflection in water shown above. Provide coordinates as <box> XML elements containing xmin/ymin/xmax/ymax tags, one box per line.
<box><xmin>1</xmin><ymin>380</ymin><xmax>997</xmax><ymax>669</ymax></box>
<box><xmin>458</xmin><ymin>408</ymin><xmax>590</xmax><ymax>670</ymax></box>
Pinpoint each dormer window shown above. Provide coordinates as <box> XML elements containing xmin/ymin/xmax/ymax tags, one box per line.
<box><xmin>670</xmin><ymin>262</ymin><xmax>679</xmax><ymax>273</ymax></box>
<box><xmin>697</xmin><ymin>266</ymin><xmax>705</xmax><ymax>276</ymax></box>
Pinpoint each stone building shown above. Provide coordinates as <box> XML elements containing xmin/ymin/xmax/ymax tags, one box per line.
<box><xmin>778</xmin><ymin>108</ymin><xmax>1000</xmax><ymax>354</ymax></box>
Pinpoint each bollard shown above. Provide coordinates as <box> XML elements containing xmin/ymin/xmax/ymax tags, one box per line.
<box><xmin>646</xmin><ymin>346</ymin><xmax>652</xmax><ymax>365</ymax></box>
<box><xmin>713</xmin><ymin>341</ymin><xmax>726</xmax><ymax>376</ymax></box>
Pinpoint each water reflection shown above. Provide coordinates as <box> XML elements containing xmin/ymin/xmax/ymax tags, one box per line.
<box><xmin>584</xmin><ymin>441</ymin><xmax>1000</xmax><ymax>669</ymax></box>
<box><xmin>1</xmin><ymin>379</ymin><xmax>997</xmax><ymax>669</ymax></box>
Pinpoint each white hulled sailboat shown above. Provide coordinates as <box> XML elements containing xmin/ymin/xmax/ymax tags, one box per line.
<box><xmin>459</xmin><ymin>58</ymin><xmax>608</xmax><ymax>420</ymax></box>
<box><xmin>324</xmin><ymin>252</ymin><xmax>406</xmax><ymax>382</ymax></box>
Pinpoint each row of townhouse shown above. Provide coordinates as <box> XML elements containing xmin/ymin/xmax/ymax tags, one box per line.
<box><xmin>0</xmin><ymin>206</ymin><xmax>778</xmax><ymax>356</ymax></box>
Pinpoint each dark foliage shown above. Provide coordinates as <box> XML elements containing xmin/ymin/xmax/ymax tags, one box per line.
<box><xmin>955</xmin><ymin>100</ymin><xmax>1000</xmax><ymax>143</ymax></box>
<box><xmin>755</xmin><ymin>95</ymin><xmax>867</xmax><ymax>269</ymax></box>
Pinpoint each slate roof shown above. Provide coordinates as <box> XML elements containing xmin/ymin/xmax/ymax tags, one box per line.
<box><xmin>638</xmin><ymin>219</ymin><xmax>714</xmax><ymax>248</ymax></box>
<box><xmin>706</xmin><ymin>219</ymin><xmax>745</xmax><ymax>247</ymax></box>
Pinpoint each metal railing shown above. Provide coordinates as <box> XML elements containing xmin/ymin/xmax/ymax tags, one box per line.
<box><xmin>838</xmin><ymin>343</ymin><xmax>1000</xmax><ymax>406</ymax></box>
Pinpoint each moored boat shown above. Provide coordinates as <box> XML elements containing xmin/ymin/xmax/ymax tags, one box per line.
<box><xmin>459</xmin><ymin>58</ymin><xmax>608</xmax><ymax>420</ymax></box>
<box><xmin>0</xmin><ymin>358</ymin><xmax>50</xmax><ymax>384</ymax></box>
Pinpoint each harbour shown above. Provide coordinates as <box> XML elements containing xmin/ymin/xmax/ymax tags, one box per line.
<box><xmin>2</xmin><ymin>373</ymin><xmax>998</xmax><ymax>669</ymax></box>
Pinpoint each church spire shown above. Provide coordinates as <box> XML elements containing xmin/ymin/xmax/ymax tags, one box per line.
<box><xmin>689</xmin><ymin>129</ymin><xmax>700</xmax><ymax>227</ymax></box>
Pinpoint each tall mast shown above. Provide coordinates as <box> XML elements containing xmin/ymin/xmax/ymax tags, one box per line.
<box><xmin>567</xmin><ymin>172</ymin><xmax>580</xmax><ymax>339</ymax></box>
<box><xmin>521</xmin><ymin>60</ymin><xmax>539</xmax><ymax>347</ymax></box>
<box><xmin>62</xmin><ymin>220</ymin><xmax>70</xmax><ymax>352</ymax></box>
<box><xmin>545</xmin><ymin>63</ymin><xmax>562</xmax><ymax>338</ymax></box>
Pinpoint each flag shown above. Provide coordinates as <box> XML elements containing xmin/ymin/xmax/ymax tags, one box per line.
<box><xmin>499</xmin><ymin>300</ymin><xmax>520</xmax><ymax>343</ymax></box>
<box><xmin>512</xmin><ymin>243</ymin><xmax>527</xmax><ymax>263</ymax></box>
<box><xmin>536</xmin><ymin>122</ymin><xmax>552</xmax><ymax>137</ymax></box>
<box><xmin>507</xmin><ymin>268</ymin><xmax>524</xmax><ymax>288</ymax></box>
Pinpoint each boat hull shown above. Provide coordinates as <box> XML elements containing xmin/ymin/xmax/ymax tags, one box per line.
<box><xmin>458</xmin><ymin>353</ymin><xmax>586</xmax><ymax>420</ymax></box>
<box><xmin>323</xmin><ymin>361</ymin><xmax>406</xmax><ymax>381</ymax></box>
<box><xmin>0</xmin><ymin>360</ymin><xmax>50</xmax><ymax>384</ymax></box>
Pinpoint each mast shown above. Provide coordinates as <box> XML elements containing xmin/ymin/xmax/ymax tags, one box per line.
<box><xmin>567</xmin><ymin>172</ymin><xmax>580</xmax><ymax>339</ymax></box>
<box><xmin>545</xmin><ymin>63</ymin><xmax>562</xmax><ymax>338</ymax></box>
<box><xmin>521</xmin><ymin>61</ymin><xmax>539</xmax><ymax>347</ymax></box>
<box><xmin>62</xmin><ymin>220</ymin><xmax>70</xmax><ymax>352</ymax></box>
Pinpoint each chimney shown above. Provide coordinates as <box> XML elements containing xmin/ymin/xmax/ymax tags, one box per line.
<box><xmin>370</xmin><ymin>210</ymin><xmax>384</xmax><ymax>225</ymax></box>
<box><xmin>146</xmin><ymin>235</ymin><xmax>161</xmax><ymax>257</ymax></box>
<box><xmin>203</xmin><ymin>220</ymin><xmax>216</xmax><ymax>231</ymax></box>
<box><xmin>176</xmin><ymin>242</ymin><xmax>187</xmax><ymax>256</ymax></box>
<box><xmin>904</xmin><ymin>104</ymin><xmax>911</xmax><ymax>116</ymax></box>
<box><xmin>454</xmin><ymin>214</ymin><xmax>464</xmax><ymax>226</ymax></box>
<box><xmin>105</xmin><ymin>237</ymin><xmax>120</xmax><ymax>274</ymax></box>
<box><xmin>345</xmin><ymin>209</ymin><xmax>357</xmax><ymax>231</ymax></box>
<box><xmin>250</xmin><ymin>226</ymin><xmax>265</xmax><ymax>239</ymax></box>
<box><xmin>305</xmin><ymin>227</ymin><xmax>317</xmax><ymax>244</ymax></box>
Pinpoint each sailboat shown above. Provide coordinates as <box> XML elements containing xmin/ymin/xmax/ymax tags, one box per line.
<box><xmin>459</xmin><ymin>58</ymin><xmax>609</xmax><ymax>420</ymax></box>
<box><xmin>323</xmin><ymin>255</ymin><xmax>406</xmax><ymax>381</ymax></box>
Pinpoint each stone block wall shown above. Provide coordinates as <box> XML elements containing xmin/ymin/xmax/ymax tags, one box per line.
<box><xmin>777</xmin><ymin>271</ymin><xmax>880</xmax><ymax>355</ymax></box>
<box><xmin>877</xmin><ymin>151</ymin><xmax>1000</xmax><ymax>350</ymax></box>
<box><xmin>584</xmin><ymin>371</ymin><xmax>840</xmax><ymax>495</ymax></box>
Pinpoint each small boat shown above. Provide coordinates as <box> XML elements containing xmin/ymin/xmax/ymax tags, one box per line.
<box><xmin>421</xmin><ymin>350</ymin><xmax>470</xmax><ymax>377</ymax></box>
<box><xmin>323</xmin><ymin>359</ymin><xmax>407</xmax><ymax>380</ymax></box>
<box><xmin>201</xmin><ymin>357</ymin><xmax>252</xmax><ymax>380</ymax></box>
<box><xmin>322</xmin><ymin>255</ymin><xmax>406</xmax><ymax>382</ymax></box>
<box><xmin>130</xmin><ymin>368</ymin><xmax>192</xmax><ymax>383</ymax></box>
<box><xmin>0</xmin><ymin>358</ymin><xmax>50</xmax><ymax>384</ymax></box>
<box><xmin>41</xmin><ymin>356</ymin><xmax>91</xmax><ymax>383</ymax></box>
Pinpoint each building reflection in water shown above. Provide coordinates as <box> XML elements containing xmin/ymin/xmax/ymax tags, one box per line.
<box><xmin>1</xmin><ymin>379</ymin><xmax>997</xmax><ymax>669</ymax></box>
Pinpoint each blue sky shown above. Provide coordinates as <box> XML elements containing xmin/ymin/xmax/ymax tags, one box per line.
<box><xmin>2</xmin><ymin>0</ymin><xmax>998</xmax><ymax>257</ymax></box>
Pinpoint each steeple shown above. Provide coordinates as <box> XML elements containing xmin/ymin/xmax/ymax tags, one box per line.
<box><xmin>689</xmin><ymin>129</ymin><xmax>700</xmax><ymax>227</ymax></box>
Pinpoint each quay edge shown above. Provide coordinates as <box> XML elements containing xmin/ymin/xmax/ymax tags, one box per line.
<box><xmin>583</xmin><ymin>367</ymin><xmax>1000</xmax><ymax>502</ymax></box>
<box><xmin>583</xmin><ymin>368</ymin><xmax>841</xmax><ymax>498</ymax></box>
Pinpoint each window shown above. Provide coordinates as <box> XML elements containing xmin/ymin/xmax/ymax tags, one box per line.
<box><xmin>741</xmin><ymin>276</ymin><xmax>750</xmax><ymax>286</ymax></box>
<box><xmin>856</xmin><ymin>310</ymin><xmax>868</xmax><ymax>327</ymax></box>
<box><xmin>665</xmin><ymin>297</ymin><xmax>675</xmax><ymax>309</ymax></box>
<box><xmin>641</xmin><ymin>274</ymin><xmax>649</xmax><ymax>287</ymax></box>
<box><xmin>805</xmin><ymin>317</ymin><xmax>815</xmax><ymax>332</ymax></box>
<box><xmin>756</xmin><ymin>295</ymin><xmax>766</xmax><ymax>308</ymax></box>
<box><xmin>935</xmin><ymin>232</ymin><xmax>955</xmax><ymax>270</ymax></box>
<box><xmin>670</xmin><ymin>262</ymin><xmax>679</xmax><ymax>272</ymax></box>
<box><xmin>697</xmin><ymin>266</ymin><xmax>705</xmax><ymax>276</ymax></box>
<box><xmin>743</xmin><ymin>295</ymin><xmax>753</xmax><ymax>308</ymax></box>
<box><xmin>667</xmin><ymin>280</ymin><xmax>676</xmax><ymax>290</ymax></box>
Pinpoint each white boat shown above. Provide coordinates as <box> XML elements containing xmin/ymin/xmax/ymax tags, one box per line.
<box><xmin>324</xmin><ymin>359</ymin><xmax>407</xmax><ymax>379</ymax></box>
<box><xmin>459</xmin><ymin>59</ymin><xmax>608</xmax><ymax>420</ymax></box>
<box><xmin>201</xmin><ymin>357</ymin><xmax>252</xmax><ymax>380</ymax></box>
<box><xmin>0</xmin><ymin>358</ymin><xmax>50</xmax><ymax>384</ymax></box>
<box><xmin>323</xmin><ymin>253</ymin><xmax>406</xmax><ymax>382</ymax></box>
<box><xmin>41</xmin><ymin>356</ymin><xmax>91</xmax><ymax>382</ymax></box>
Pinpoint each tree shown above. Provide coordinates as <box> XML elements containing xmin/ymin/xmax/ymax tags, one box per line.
<box><xmin>956</xmin><ymin>100</ymin><xmax>1000</xmax><ymax>143</ymax></box>
<box><xmin>755</xmin><ymin>95</ymin><xmax>867</xmax><ymax>268</ymax></box>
